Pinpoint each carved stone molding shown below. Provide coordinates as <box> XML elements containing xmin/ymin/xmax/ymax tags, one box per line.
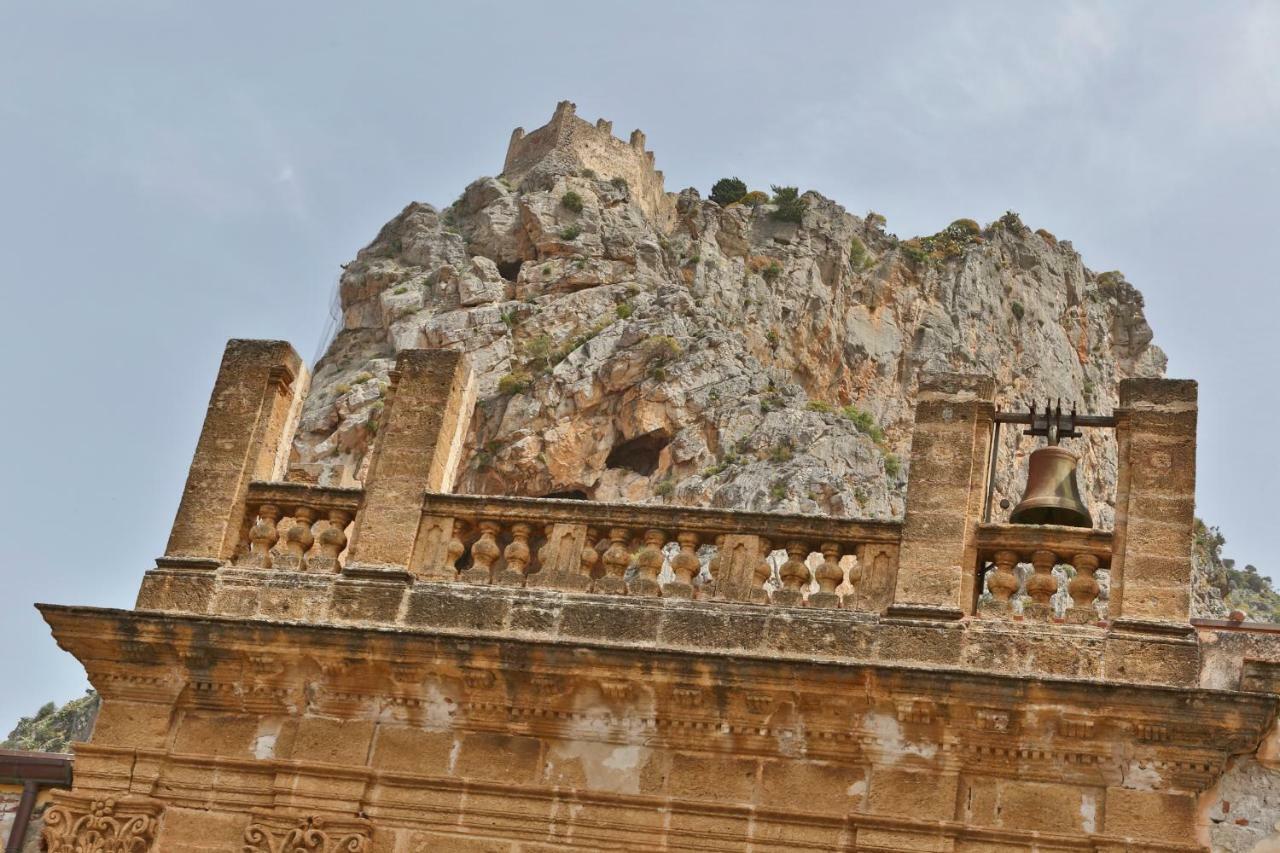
<box><xmin>42</xmin><ymin>792</ymin><xmax>164</xmax><ymax>853</ymax></box>
<box><xmin>242</xmin><ymin>812</ymin><xmax>373</xmax><ymax>853</ymax></box>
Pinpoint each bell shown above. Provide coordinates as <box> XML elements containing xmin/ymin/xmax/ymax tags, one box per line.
<box><xmin>1009</xmin><ymin>445</ymin><xmax>1093</xmax><ymax>528</ymax></box>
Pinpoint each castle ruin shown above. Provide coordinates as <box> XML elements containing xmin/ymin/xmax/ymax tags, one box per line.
<box><xmin>502</xmin><ymin>101</ymin><xmax>671</xmax><ymax>222</ymax></box>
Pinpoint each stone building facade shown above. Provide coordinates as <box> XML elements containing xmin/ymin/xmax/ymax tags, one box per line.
<box><xmin>34</xmin><ymin>339</ymin><xmax>1280</xmax><ymax>851</ymax></box>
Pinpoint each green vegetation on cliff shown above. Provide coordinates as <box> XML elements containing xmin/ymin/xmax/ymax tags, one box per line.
<box><xmin>1196</xmin><ymin>519</ymin><xmax>1280</xmax><ymax>622</ymax></box>
<box><xmin>2</xmin><ymin>690</ymin><xmax>100</xmax><ymax>753</ymax></box>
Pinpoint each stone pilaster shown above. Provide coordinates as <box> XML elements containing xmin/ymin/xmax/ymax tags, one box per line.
<box><xmin>1110</xmin><ymin>378</ymin><xmax>1198</xmax><ymax>630</ymax></box>
<box><xmin>162</xmin><ymin>339</ymin><xmax>305</xmax><ymax>565</ymax></box>
<box><xmin>888</xmin><ymin>374</ymin><xmax>996</xmax><ymax>619</ymax></box>
<box><xmin>345</xmin><ymin>349</ymin><xmax>475</xmax><ymax>575</ymax></box>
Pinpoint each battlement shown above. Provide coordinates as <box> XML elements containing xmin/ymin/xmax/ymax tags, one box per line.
<box><xmin>503</xmin><ymin>100</ymin><xmax>669</xmax><ymax>220</ymax></box>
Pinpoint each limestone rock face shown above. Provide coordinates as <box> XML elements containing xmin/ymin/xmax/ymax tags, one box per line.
<box><xmin>289</xmin><ymin>110</ymin><xmax>1167</xmax><ymax>544</ymax></box>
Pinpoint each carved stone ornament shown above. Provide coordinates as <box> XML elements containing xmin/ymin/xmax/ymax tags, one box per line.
<box><xmin>42</xmin><ymin>792</ymin><xmax>164</xmax><ymax>853</ymax></box>
<box><xmin>242</xmin><ymin>812</ymin><xmax>373</xmax><ymax>853</ymax></box>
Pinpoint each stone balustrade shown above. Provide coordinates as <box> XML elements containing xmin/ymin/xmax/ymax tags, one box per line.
<box><xmin>232</xmin><ymin>482</ymin><xmax>363</xmax><ymax>573</ymax></box>
<box><xmin>975</xmin><ymin>522</ymin><xmax>1111</xmax><ymax>624</ymax></box>
<box><xmin>212</xmin><ymin>485</ymin><xmax>1126</xmax><ymax>626</ymax></box>
<box><xmin>411</xmin><ymin>492</ymin><xmax>903</xmax><ymax>612</ymax></box>
<box><xmin>144</xmin><ymin>342</ymin><xmax>1200</xmax><ymax>636</ymax></box>
<box><xmin>208</xmin><ymin>482</ymin><xmax>1128</xmax><ymax>631</ymax></box>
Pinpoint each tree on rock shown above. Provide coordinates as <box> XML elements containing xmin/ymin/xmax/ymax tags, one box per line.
<box><xmin>710</xmin><ymin>177</ymin><xmax>747</xmax><ymax>206</ymax></box>
<box><xmin>770</xmin><ymin>185</ymin><xmax>806</xmax><ymax>223</ymax></box>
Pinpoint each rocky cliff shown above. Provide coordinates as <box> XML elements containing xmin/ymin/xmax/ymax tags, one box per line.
<box><xmin>2</xmin><ymin>691</ymin><xmax>99</xmax><ymax>753</ymax></box>
<box><xmin>289</xmin><ymin>102</ymin><xmax>1167</xmax><ymax>587</ymax></box>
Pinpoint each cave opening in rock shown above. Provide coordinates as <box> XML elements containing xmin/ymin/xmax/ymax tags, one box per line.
<box><xmin>605</xmin><ymin>431</ymin><xmax>670</xmax><ymax>476</ymax></box>
<box><xmin>496</xmin><ymin>259</ymin><xmax>524</xmax><ymax>282</ymax></box>
<box><xmin>542</xmin><ymin>489</ymin><xmax>589</xmax><ymax>501</ymax></box>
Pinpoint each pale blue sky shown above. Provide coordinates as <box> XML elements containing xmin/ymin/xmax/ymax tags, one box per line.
<box><xmin>2</xmin><ymin>1</ymin><xmax>1277</xmax><ymax>731</ymax></box>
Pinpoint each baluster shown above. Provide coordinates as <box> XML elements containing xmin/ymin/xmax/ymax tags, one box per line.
<box><xmin>629</xmin><ymin>529</ymin><xmax>665</xmax><ymax>596</ymax></box>
<box><xmin>1066</xmin><ymin>554</ymin><xmax>1102</xmax><ymax>624</ymax></box>
<box><xmin>445</xmin><ymin>520</ymin><xmax>467</xmax><ymax>579</ymax></box>
<box><xmin>980</xmin><ymin>550</ymin><xmax>1020</xmax><ymax>617</ymax></box>
<box><xmin>275</xmin><ymin>506</ymin><xmax>315</xmax><ymax>571</ymax></box>
<box><xmin>581</xmin><ymin>527</ymin><xmax>600</xmax><ymax>583</ymax></box>
<box><xmin>241</xmin><ymin>503</ymin><xmax>279</xmax><ymax>569</ymax></box>
<box><xmin>308</xmin><ymin>509</ymin><xmax>350</xmax><ymax>573</ymax></box>
<box><xmin>496</xmin><ymin>522</ymin><xmax>532</xmax><ymax>586</ymax></box>
<box><xmin>772</xmin><ymin>541</ymin><xmax>810</xmax><ymax>607</ymax></box>
<box><xmin>1024</xmin><ymin>549</ymin><xmax>1057</xmax><ymax>621</ymax></box>
<box><xmin>462</xmin><ymin>521</ymin><xmax>501</xmax><ymax>585</ymax></box>
<box><xmin>847</xmin><ymin>549</ymin><xmax>864</xmax><ymax>600</ymax></box>
<box><xmin>663</xmin><ymin>532</ymin><xmax>700</xmax><ymax>599</ymax></box>
<box><xmin>749</xmin><ymin>538</ymin><xmax>773</xmax><ymax>604</ymax></box>
<box><xmin>595</xmin><ymin>527</ymin><xmax>631</xmax><ymax>595</ymax></box>
<box><xmin>810</xmin><ymin>542</ymin><xmax>843</xmax><ymax>609</ymax></box>
<box><xmin>704</xmin><ymin>534</ymin><xmax>726</xmax><ymax>599</ymax></box>
<box><xmin>535</xmin><ymin>523</ymin><xmax>555</xmax><ymax>576</ymax></box>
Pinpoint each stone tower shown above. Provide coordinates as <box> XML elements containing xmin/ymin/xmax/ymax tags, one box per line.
<box><xmin>502</xmin><ymin>100</ymin><xmax>670</xmax><ymax>222</ymax></box>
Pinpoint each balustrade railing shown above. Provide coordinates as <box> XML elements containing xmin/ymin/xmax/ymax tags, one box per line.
<box><xmin>218</xmin><ymin>484</ymin><xmax>1119</xmax><ymax>624</ymax></box>
<box><xmin>412</xmin><ymin>493</ymin><xmax>902</xmax><ymax>612</ymax></box>
<box><xmin>975</xmin><ymin>523</ymin><xmax>1111</xmax><ymax>624</ymax></box>
<box><xmin>232</xmin><ymin>482</ymin><xmax>363</xmax><ymax>573</ymax></box>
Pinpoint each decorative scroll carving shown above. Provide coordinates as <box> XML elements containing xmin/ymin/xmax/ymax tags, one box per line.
<box><xmin>42</xmin><ymin>793</ymin><xmax>164</xmax><ymax>853</ymax></box>
<box><xmin>242</xmin><ymin>812</ymin><xmax>372</xmax><ymax>853</ymax></box>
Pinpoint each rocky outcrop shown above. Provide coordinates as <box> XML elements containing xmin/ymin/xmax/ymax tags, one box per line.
<box><xmin>289</xmin><ymin>103</ymin><xmax>1166</xmax><ymax>573</ymax></box>
<box><xmin>2</xmin><ymin>691</ymin><xmax>99</xmax><ymax>753</ymax></box>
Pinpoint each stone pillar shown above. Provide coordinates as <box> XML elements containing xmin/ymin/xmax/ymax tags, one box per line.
<box><xmin>887</xmin><ymin>374</ymin><xmax>996</xmax><ymax>620</ymax></box>
<box><xmin>162</xmin><ymin>339</ymin><xmax>305</xmax><ymax>565</ymax></box>
<box><xmin>345</xmin><ymin>349</ymin><xmax>475</xmax><ymax>574</ymax></box>
<box><xmin>1109</xmin><ymin>378</ymin><xmax>1198</xmax><ymax>630</ymax></box>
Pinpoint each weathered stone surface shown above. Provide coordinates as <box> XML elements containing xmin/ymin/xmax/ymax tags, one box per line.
<box><xmin>290</xmin><ymin>106</ymin><xmax>1166</xmax><ymax>560</ymax></box>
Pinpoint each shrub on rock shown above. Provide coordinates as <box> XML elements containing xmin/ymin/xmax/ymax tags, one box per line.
<box><xmin>710</xmin><ymin>177</ymin><xmax>747</xmax><ymax>206</ymax></box>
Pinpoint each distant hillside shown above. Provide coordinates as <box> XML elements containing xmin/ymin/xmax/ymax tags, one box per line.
<box><xmin>2</xmin><ymin>690</ymin><xmax>99</xmax><ymax>753</ymax></box>
<box><xmin>1195</xmin><ymin>519</ymin><xmax>1279</xmax><ymax>623</ymax></box>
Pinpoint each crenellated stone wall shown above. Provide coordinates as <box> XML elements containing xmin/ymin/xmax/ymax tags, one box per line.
<box><xmin>502</xmin><ymin>100</ymin><xmax>671</xmax><ymax>223</ymax></box>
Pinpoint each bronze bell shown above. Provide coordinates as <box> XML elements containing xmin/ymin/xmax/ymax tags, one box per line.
<box><xmin>1010</xmin><ymin>445</ymin><xmax>1093</xmax><ymax>528</ymax></box>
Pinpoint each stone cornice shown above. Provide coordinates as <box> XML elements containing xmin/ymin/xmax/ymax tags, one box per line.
<box><xmin>41</xmin><ymin>604</ymin><xmax>1275</xmax><ymax>795</ymax></box>
<box><xmin>136</xmin><ymin>568</ymin><xmax>1213</xmax><ymax>687</ymax></box>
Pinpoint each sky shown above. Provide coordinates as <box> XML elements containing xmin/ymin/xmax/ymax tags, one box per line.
<box><xmin>1</xmin><ymin>1</ymin><xmax>1277</xmax><ymax>733</ymax></box>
